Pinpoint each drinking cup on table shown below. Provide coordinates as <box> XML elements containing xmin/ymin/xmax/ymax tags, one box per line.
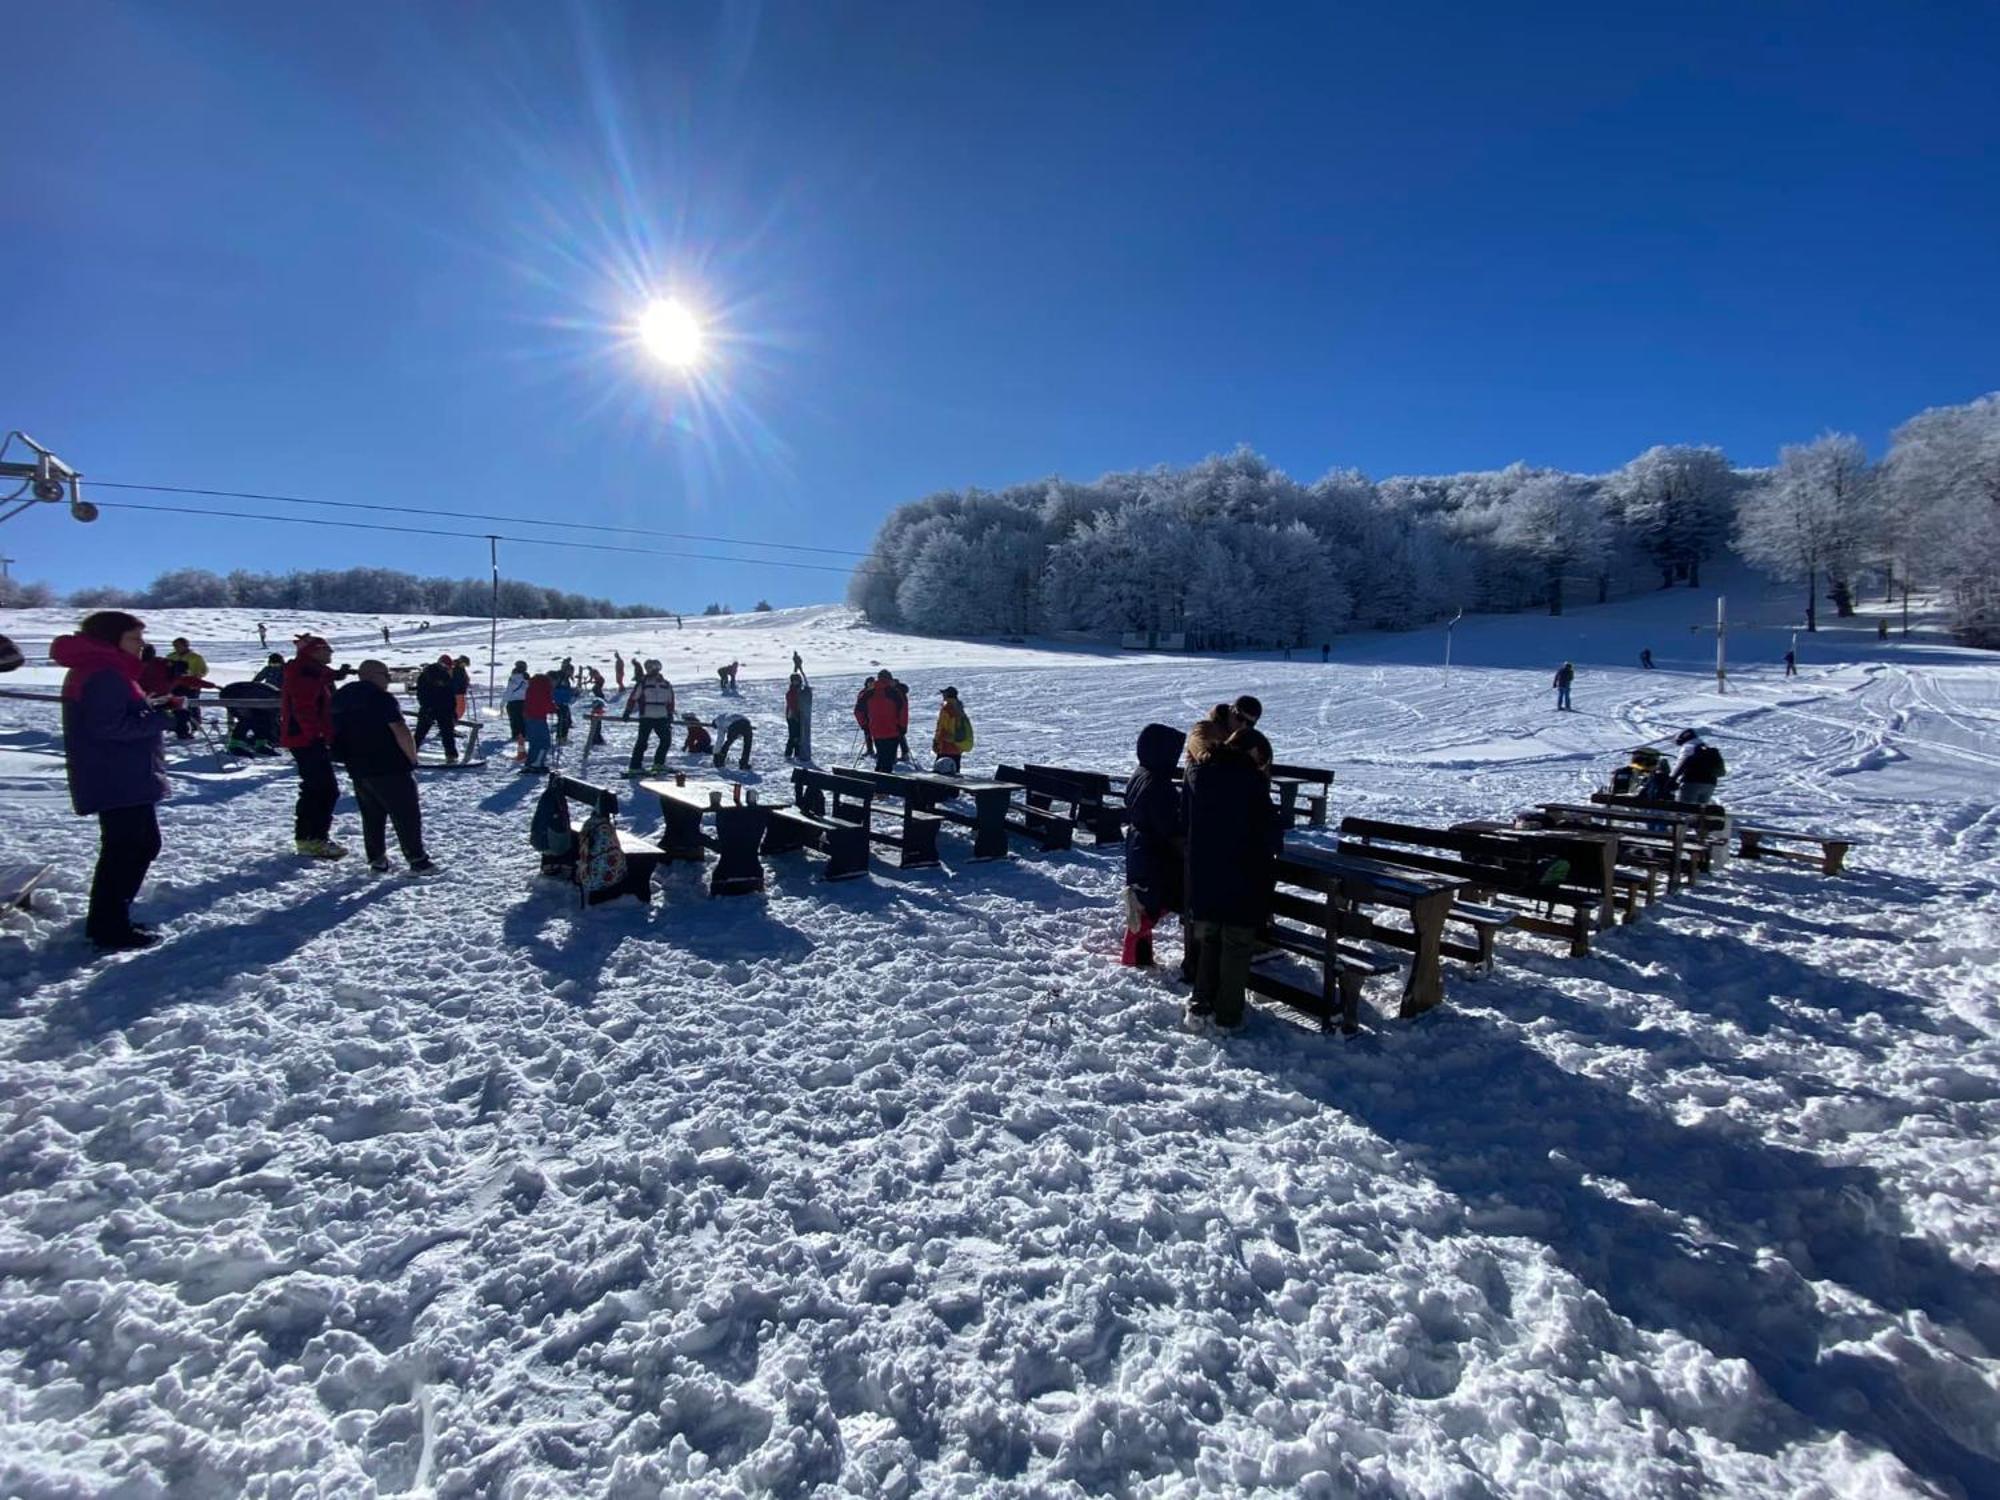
<box><xmin>732</xmin><ymin>784</ymin><xmax>742</xmax><ymax>805</ymax></box>
<box><xmin>675</xmin><ymin>772</ymin><xmax>685</xmax><ymax>787</ymax></box>
<box><xmin>746</xmin><ymin>790</ymin><xmax>758</xmax><ymax>806</ymax></box>
<box><xmin>709</xmin><ymin>790</ymin><xmax>722</xmax><ymax>808</ymax></box>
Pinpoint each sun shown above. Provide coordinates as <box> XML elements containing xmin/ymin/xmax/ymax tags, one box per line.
<box><xmin>637</xmin><ymin>298</ymin><xmax>703</xmax><ymax>369</ymax></box>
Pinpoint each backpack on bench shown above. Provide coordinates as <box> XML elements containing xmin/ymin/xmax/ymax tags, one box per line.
<box><xmin>574</xmin><ymin>810</ymin><xmax>628</xmax><ymax>898</ymax></box>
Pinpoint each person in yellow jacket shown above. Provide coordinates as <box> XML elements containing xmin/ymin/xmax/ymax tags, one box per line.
<box><xmin>932</xmin><ymin>685</ymin><xmax>974</xmax><ymax>774</ymax></box>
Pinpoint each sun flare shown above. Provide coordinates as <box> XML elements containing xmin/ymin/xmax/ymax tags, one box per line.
<box><xmin>637</xmin><ymin>297</ymin><xmax>703</xmax><ymax>369</ymax></box>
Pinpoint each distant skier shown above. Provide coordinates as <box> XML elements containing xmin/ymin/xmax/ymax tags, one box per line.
<box><xmin>381</xmin><ymin>625</ymin><xmax>392</xmax><ymax>646</ymax></box>
<box><xmin>614</xmin><ymin>650</ymin><xmax>625</xmax><ymax>693</ymax></box>
<box><xmin>1640</xmin><ymin>648</ymin><xmax>1655</xmax><ymax>670</ymax></box>
<box><xmin>257</xmin><ymin>621</ymin><xmax>268</xmax><ymax>649</ymax></box>
<box><xmin>1783</xmin><ymin>649</ymin><xmax>1797</xmax><ymax>677</ymax></box>
<box><xmin>503</xmin><ymin>661</ymin><xmax>530</xmax><ymax>761</ymax></box>
<box><xmin>1320</xmin><ymin>643</ymin><xmax>1329</xmax><ymax>663</ymax></box>
<box><xmin>712</xmin><ymin>710</ymin><xmax>753</xmax><ymax>770</ymax></box>
<box><xmin>1553</xmin><ymin>661</ymin><xmax>1575</xmax><ymax>711</ymax></box>
<box><xmin>1670</xmin><ymin>729</ymin><xmax>1726</xmax><ymax>805</ymax></box>
<box><xmin>1878</xmin><ymin>619</ymin><xmax>1890</xmax><ymax>641</ymax></box>
<box><xmin>784</xmin><ymin>672</ymin><xmax>808</xmax><ymax>759</ymax></box>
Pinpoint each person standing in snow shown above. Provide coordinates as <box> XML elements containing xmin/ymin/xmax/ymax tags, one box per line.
<box><xmin>858</xmin><ymin>670</ymin><xmax>904</xmax><ymax>773</ymax></box>
<box><xmin>623</xmin><ymin>661</ymin><xmax>677</xmax><ymax>776</ymax></box>
<box><xmin>253</xmin><ymin>653</ymin><xmax>285</xmax><ymax>691</ymax></box>
<box><xmin>257</xmin><ymin>621</ymin><xmax>268</xmax><ymax>650</ymax></box>
<box><xmin>520</xmin><ymin>671</ymin><xmax>555</xmax><ymax>774</ymax></box>
<box><xmin>1784</xmin><ymin>649</ymin><xmax>1797</xmax><ymax>677</ymax></box>
<box><xmin>451</xmin><ymin>656</ymin><xmax>472</xmax><ymax>720</ymax></box>
<box><xmin>1553</xmin><ymin>661</ymin><xmax>1575</xmax><ymax>711</ymax></box>
<box><xmin>381</xmin><ymin>624</ymin><xmax>392</xmax><ymax>646</ymax></box>
<box><xmin>52</xmin><ymin>612</ymin><xmax>173</xmax><ymax>949</ymax></box>
<box><xmin>614</xmin><ymin>650</ymin><xmax>626</xmax><ymax>693</ymax></box>
<box><xmin>551</xmin><ymin>666</ymin><xmax>576</xmax><ymax>745</ymax></box>
<box><xmin>412</xmin><ymin>654</ymin><xmax>460</xmax><ymax>764</ymax></box>
<box><xmin>931</xmin><ymin>686</ymin><xmax>973</xmax><ymax>774</ymax></box>
<box><xmin>1670</xmin><ymin>729</ymin><xmax>1726</xmax><ymax>804</ymax></box>
<box><xmin>280</xmin><ymin>634</ymin><xmax>351</xmax><ymax>858</ymax></box>
<box><xmin>1120</xmin><ymin>723</ymin><xmax>1185</xmax><ymax>969</ymax></box>
<box><xmin>1640</xmin><ymin>648</ymin><xmax>1655</xmax><ymax>670</ymax></box>
<box><xmin>502</xmin><ymin>660</ymin><xmax>529</xmax><ymax>761</ymax></box>
<box><xmin>784</xmin><ymin>672</ymin><xmax>807</xmax><ymax>760</ymax></box>
<box><xmin>331</xmin><ymin>660</ymin><xmax>436</xmax><ymax>874</ymax></box>
<box><xmin>1182</xmin><ymin>724</ymin><xmax>1279</xmax><ymax>1029</ymax></box>
<box><xmin>890</xmin><ymin>677</ymin><xmax>912</xmax><ymax>764</ymax></box>
<box><xmin>712</xmin><ymin>709</ymin><xmax>753</xmax><ymax>770</ymax></box>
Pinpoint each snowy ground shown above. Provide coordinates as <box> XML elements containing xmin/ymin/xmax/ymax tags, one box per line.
<box><xmin>1</xmin><ymin>583</ymin><xmax>1996</xmax><ymax>1497</ymax></box>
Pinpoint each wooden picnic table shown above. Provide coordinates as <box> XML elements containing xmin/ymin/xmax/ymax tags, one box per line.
<box><xmin>841</xmin><ymin>768</ymin><xmax>1023</xmax><ymax>860</ymax></box>
<box><xmin>1536</xmin><ymin>801</ymin><xmax>1706</xmax><ymax>893</ymax></box>
<box><xmin>1277</xmin><ymin>845</ymin><xmax>1463</xmax><ymax>1016</ymax></box>
<box><xmin>1448</xmin><ymin>819</ymin><xmax>1627</xmax><ymax>928</ymax></box>
<box><xmin>639</xmin><ymin>779</ymin><xmax>777</xmax><ymax>895</ymax></box>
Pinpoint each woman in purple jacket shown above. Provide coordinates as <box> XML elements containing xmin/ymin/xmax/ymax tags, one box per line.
<box><xmin>51</xmin><ymin>611</ymin><xmax>172</xmax><ymax>950</ymax></box>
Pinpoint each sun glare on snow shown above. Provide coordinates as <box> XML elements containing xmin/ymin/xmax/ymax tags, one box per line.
<box><xmin>637</xmin><ymin>297</ymin><xmax>703</xmax><ymax>369</ymax></box>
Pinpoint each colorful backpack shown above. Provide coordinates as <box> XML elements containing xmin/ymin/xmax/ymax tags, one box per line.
<box><xmin>574</xmin><ymin>811</ymin><xmax>627</xmax><ymax>896</ymax></box>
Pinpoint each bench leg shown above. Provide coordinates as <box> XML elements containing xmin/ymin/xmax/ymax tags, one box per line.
<box><xmin>1475</xmin><ymin>929</ymin><xmax>1496</xmax><ymax>973</ymax></box>
<box><xmin>1823</xmin><ymin>841</ymin><xmax>1850</xmax><ymax>876</ymax></box>
<box><xmin>902</xmin><ymin>817</ymin><xmax>942</xmax><ymax>870</ymax></box>
<box><xmin>1026</xmin><ymin>809</ymin><xmax>1073</xmax><ymax>852</ymax></box>
<box><xmin>824</xmin><ymin>825</ymin><xmax>869</xmax><ymax>880</ymax></box>
<box><xmin>1335</xmin><ymin>965</ymin><xmax>1364</xmax><ymax>1035</ymax></box>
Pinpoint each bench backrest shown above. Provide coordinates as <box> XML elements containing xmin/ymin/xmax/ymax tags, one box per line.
<box><xmin>1022</xmin><ymin>763</ymin><xmax>1115</xmax><ymax>799</ymax></box>
<box><xmin>549</xmin><ymin>775</ymin><xmax>618</xmax><ymax>815</ymax></box>
<box><xmin>1589</xmin><ymin>790</ymin><xmax>1729</xmax><ymax>834</ymax></box>
<box><xmin>1338</xmin><ymin>815</ymin><xmax>1612</xmax><ymax>890</ymax></box>
<box><xmin>794</xmin><ymin>767</ymin><xmax>872</xmax><ymax>822</ymax></box>
<box><xmin>996</xmin><ymin>764</ymin><xmax>1094</xmax><ymax>805</ymax></box>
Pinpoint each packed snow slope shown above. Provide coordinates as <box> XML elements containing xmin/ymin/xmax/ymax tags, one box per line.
<box><xmin>2</xmin><ymin>581</ymin><xmax>1997</xmax><ymax>1498</ymax></box>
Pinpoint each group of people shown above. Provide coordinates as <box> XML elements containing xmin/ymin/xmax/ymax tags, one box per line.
<box><xmin>1119</xmin><ymin>694</ymin><xmax>1276</xmax><ymax>1030</ymax></box>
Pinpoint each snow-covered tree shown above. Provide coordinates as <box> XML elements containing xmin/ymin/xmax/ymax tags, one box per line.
<box><xmin>1735</xmin><ymin>433</ymin><xmax>1876</xmax><ymax>630</ymax></box>
<box><xmin>1883</xmin><ymin>393</ymin><xmax>2000</xmax><ymax>645</ymax></box>
<box><xmin>1606</xmin><ymin>445</ymin><xmax>1738</xmax><ymax>588</ymax></box>
<box><xmin>1496</xmin><ymin>474</ymin><xmax>1608</xmax><ymax>616</ymax></box>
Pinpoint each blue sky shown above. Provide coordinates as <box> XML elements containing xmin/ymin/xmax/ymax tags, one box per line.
<box><xmin>3</xmin><ymin>1</ymin><xmax>1994</xmax><ymax>608</ymax></box>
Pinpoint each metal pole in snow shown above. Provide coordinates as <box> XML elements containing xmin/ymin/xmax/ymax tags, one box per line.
<box><xmin>1444</xmin><ymin>608</ymin><xmax>1462</xmax><ymax>683</ymax></box>
<box><xmin>487</xmin><ymin>535</ymin><xmax>500</xmax><ymax>710</ymax></box>
<box><xmin>1716</xmin><ymin>595</ymin><xmax>1727</xmax><ymax>693</ymax></box>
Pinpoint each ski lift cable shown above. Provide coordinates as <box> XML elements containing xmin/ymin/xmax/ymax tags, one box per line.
<box><xmin>87</xmin><ymin>479</ymin><xmax>876</xmax><ymax>560</ymax></box>
<box><xmin>86</xmin><ymin>498</ymin><xmax>883</xmax><ymax>577</ymax></box>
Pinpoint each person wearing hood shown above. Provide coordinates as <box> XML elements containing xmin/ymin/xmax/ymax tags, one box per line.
<box><xmin>52</xmin><ymin>612</ymin><xmax>172</xmax><ymax>949</ymax></box>
<box><xmin>1182</xmin><ymin>723</ymin><xmax>1278</xmax><ymax>1029</ymax></box>
<box><xmin>1121</xmin><ymin>722</ymin><xmax>1186</xmax><ymax>969</ymax></box>
<box><xmin>253</xmin><ymin>652</ymin><xmax>286</xmax><ymax>692</ymax></box>
<box><xmin>502</xmin><ymin>661</ymin><xmax>530</xmax><ymax>760</ymax></box>
<box><xmin>412</xmin><ymin>654</ymin><xmax>460</xmax><ymax>764</ymax></box>
<box><xmin>280</xmin><ymin>634</ymin><xmax>352</xmax><ymax>858</ymax></box>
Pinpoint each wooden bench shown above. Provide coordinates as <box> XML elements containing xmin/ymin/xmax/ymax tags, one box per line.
<box><xmin>1255</xmin><ymin>881</ymin><xmax>1401</xmax><ymax>1034</ymax></box>
<box><xmin>1268</xmin><ymin>763</ymin><xmax>1334</xmax><ymax>827</ymax></box>
<box><xmin>536</xmin><ymin>775</ymin><xmax>664</xmax><ymax>906</ymax></box>
<box><xmin>1538</xmin><ymin>802</ymin><xmax>1711</xmax><ymax>890</ymax></box>
<box><xmin>1273</xmin><ymin>846</ymin><xmax>1464</xmax><ymax>1016</ymax></box>
<box><xmin>0</xmin><ymin>862</ymin><xmax>52</xmax><ymax>913</ymax></box>
<box><xmin>761</xmin><ymin>768</ymin><xmax>871</xmax><ymax>880</ymax></box>
<box><xmin>1339</xmin><ymin>816</ymin><xmax>1612</xmax><ymax>956</ymax></box>
<box><xmin>1736</xmin><ymin>824</ymin><xmax>1856</xmax><ymax>876</ymax></box>
<box><xmin>829</xmin><ymin>771</ymin><xmax>943</xmax><ymax>870</ymax></box>
<box><xmin>997</xmin><ymin>764</ymin><xmax>1124</xmax><ymax>844</ymax></box>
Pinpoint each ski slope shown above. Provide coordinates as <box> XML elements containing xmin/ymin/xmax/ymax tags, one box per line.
<box><xmin>1</xmin><ymin>583</ymin><xmax>1996</xmax><ymax>1498</ymax></box>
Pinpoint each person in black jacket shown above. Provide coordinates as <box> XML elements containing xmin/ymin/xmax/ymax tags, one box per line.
<box><xmin>411</xmin><ymin>654</ymin><xmax>459</xmax><ymax>764</ymax></box>
<box><xmin>331</xmin><ymin>660</ymin><xmax>436</xmax><ymax>874</ymax></box>
<box><xmin>1182</xmin><ymin>724</ymin><xmax>1278</xmax><ymax>1029</ymax></box>
<box><xmin>1121</xmin><ymin>723</ymin><xmax>1186</xmax><ymax>968</ymax></box>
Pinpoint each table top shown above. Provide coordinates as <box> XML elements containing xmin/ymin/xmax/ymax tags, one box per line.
<box><xmin>639</xmin><ymin>779</ymin><xmax>779</xmax><ymax>813</ymax></box>
<box><xmin>1281</xmin><ymin>844</ymin><xmax>1461</xmax><ymax>899</ymax></box>
<box><xmin>860</xmin><ymin>768</ymin><xmax>1017</xmax><ymax>796</ymax></box>
<box><xmin>1540</xmin><ymin>801</ymin><xmax>1696</xmax><ymax>826</ymax></box>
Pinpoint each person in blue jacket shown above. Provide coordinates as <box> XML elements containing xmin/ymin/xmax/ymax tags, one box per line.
<box><xmin>1121</xmin><ymin>722</ymin><xmax>1186</xmax><ymax>969</ymax></box>
<box><xmin>50</xmin><ymin>611</ymin><xmax>173</xmax><ymax>950</ymax></box>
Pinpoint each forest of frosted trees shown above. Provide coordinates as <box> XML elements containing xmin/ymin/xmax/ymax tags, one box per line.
<box><xmin>26</xmin><ymin>567</ymin><xmax>668</xmax><ymax>621</ymax></box>
<box><xmin>851</xmin><ymin>391</ymin><xmax>2000</xmax><ymax>648</ymax></box>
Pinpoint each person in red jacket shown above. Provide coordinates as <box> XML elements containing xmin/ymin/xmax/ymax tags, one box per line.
<box><xmin>858</xmin><ymin>669</ymin><xmax>905</xmax><ymax>773</ymax></box>
<box><xmin>280</xmin><ymin>635</ymin><xmax>352</xmax><ymax>858</ymax></box>
<box><xmin>520</xmin><ymin>671</ymin><xmax>555</xmax><ymax>774</ymax></box>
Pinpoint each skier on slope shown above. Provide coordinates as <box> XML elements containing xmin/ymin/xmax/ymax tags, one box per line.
<box><xmin>1670</xmin><ymin>729</ymin><xmax>1726</xmax><ymax>805</ymax></box>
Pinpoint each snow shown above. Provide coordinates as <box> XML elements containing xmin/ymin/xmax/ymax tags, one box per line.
<box><xmin>2</xmin><ymin>581</ymin><xmax>1996</xmax><ymax>1497</ymax></box>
